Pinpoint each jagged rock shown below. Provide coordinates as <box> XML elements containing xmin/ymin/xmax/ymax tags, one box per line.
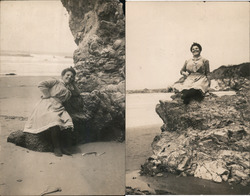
<box><xmin>194</xmin><ymin>160</ymin><xmax>228</xmax><ymax>183</ymax></box>
<box><xmin>208</xmin><ymin>62</ymin><xmax>250</xmax><ymax>91</ymax></box>
<box><xmin>61</xmin><ymin>0</ymin><xmax>125</xmax><ymax>91</ymax></box>
<box><xmin>62</xmin><ymin>0</ymin><xmax>125</xmax><ymax>142</ymax></box>
<box><xmin>141</xmin><ymin>73</ymin><xmax>250</xmax><ymax>186</ymax></box>
<box><xmin>156</xmin><ymin>95</ymin><xmax>245</xmax><ymax>133</ymax></box>
<box><xmin>7</xmin><ymin>0</ymin><xmax>125</xmax><ymax>151</ymax></box>
<box><xmin>211</xmin><ymin>63</ymin><xmax>250</xmax><ymax>79</ymax></box>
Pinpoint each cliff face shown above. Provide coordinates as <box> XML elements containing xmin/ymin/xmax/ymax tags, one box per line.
<box><xmin>61</xmin><ymin>0</ymin><xmax>125</xmax><ymax>141</ymax></box>
<box><xmin>141</xmin><ymin>67</ymin><xmax>250</xmax><ymax>186</ymax></box>
<box><xmin>7</xmin><ymin>0</ymin><xmax>125</xmax><ymax>151</ymax></box>
<box><xmin>61</xmin><ymin>0</ymin><xmax>125</xmax><ymax>92</ymax></box>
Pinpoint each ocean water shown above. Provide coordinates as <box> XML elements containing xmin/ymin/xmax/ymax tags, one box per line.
<box><xmin>0</xmin><ymin>53</ymin><xmax>74</xmax><ymax>76</ymax></box>
<box><xmin>126</xmin><ymin>93</ymin><xmax>173</xmax><ymax>128</ymax></box>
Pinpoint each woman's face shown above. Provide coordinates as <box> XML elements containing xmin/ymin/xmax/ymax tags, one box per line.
<box><xmin>191</xmin><ymin>46</ymin><xmax>201</xmax><ymax>56</ymax></box>
<box><xmin>62</xmin><ymin>71</ymin><xmax>74</xmax><ymax>84</ymax></box>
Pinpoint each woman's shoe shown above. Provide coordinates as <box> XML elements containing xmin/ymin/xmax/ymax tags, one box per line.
<box><xmin>61</xmin><ymin>148</ymin><xmax>72</xmax><ymax>156</ymax></box>
<box><xmin>54</xmin><ymin>147</ymin><xmax>63</xmax><ymax>157</ymax></box>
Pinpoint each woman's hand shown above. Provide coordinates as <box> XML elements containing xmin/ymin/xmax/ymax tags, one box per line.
<box><xmin>71</xmin><ymin>81</ymin><xmax>81</xmax><ymax>96</ymax></box>
<box><xmin>181</xmin><ymin>71</ymin><xmax>190</xmax><ymax>77</ymax></box>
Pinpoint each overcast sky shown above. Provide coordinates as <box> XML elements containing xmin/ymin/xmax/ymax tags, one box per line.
<box><xmin>126</xmin><ymin>2</ymin><xmax>250</xmax><ymax>90</ymax></box>
<box><xmin>0</xmin><ymin>0</ymin><xmax>76</xmax><ymax>55</ymax></box>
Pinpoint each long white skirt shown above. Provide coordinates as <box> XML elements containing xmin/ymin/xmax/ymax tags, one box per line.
<box><xmin>23</xmin><ymin>98</ymin><xmax>73</xmax><ymax>134</ymax></box>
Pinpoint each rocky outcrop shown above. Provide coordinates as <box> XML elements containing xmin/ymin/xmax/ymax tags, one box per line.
<box><xmin>211</xmin><ymin>63</ymin><xmax>250</xmax><ymax>79</ymax></box>
<box><xmin>209</xmin><ymin>62</ymin><xmax>250</xmax><ymax>91</ymax></box>
<box><xmin>61</xmin><ymin>0</ymin><xmax>125</xmax><ymax>141</ymax></box>
<box><xmin>61</xmin><ymin>0</ymin><xmax>125</xmax><ymax>92</ymax></box>
<box><xmin>61</xmin><ymin>0</ymin><xmax>125</xmax><ymax>140</ymax></box>
<box><xmin>7</xmin><ymin>130</ymin><xmax>54</xmax><ymax>152</ymax></box>
<box><xmin>7</xmin><ymin>0</ymin><xmax>125</xmax><ymax>151</ymax></box>
<box><xmin>141</xmin><ymin>79</ymin><xmax>250</xmax><ymax>186</ymax></box>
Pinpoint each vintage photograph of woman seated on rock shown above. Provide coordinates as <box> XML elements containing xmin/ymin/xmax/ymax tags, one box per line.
<box><xmin>126</xmin><ymin>1</ymin><xmax>250</xmax><ymax>195</ymax></box>
<box><xmin>0</xmin><ymin>0</ymin><xmax>125</xmax><ymax>195</ymax></box>
<box><xmin>172</xmin><ymin>42</ymin><xmax>210</xmax><ymax>104</ymax></box>
<box><xmin>23</xmin><ymin>67</ymin><xmax>81</xmax><ymax>157</ymax></box>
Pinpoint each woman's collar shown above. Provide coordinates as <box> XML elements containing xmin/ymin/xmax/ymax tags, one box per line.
<box><xmin>192</xmin><ymin>55</ymin><xmax>202</xmax><ymax>60</ymax></box>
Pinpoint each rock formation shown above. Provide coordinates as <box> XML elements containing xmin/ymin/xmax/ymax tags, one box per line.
<box><xmin>62</xmin><ymin>0</ymin><xmax>125</xmax><ymax>141</ymax></box>
<box><xmin>141</xmin><ymin>64</ymin><xmax>250</xmax><ymax>186</ymax></box>
<box><xmin>7</xmin><ymin>0</ymin><xmax>125</xmax><ymax>152</ymax></box>
<box><xmin>209</xmin><ymin>62</ymin><xmax>250</xmax><ymax>91</ymax></box>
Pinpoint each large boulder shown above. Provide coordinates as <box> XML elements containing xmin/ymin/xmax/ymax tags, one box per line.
<box><xmin>7</xmin><ymin>0</ymin><xmax>125</xmax><ymax>152</ymax></box>
<box><xmin>61</xmin><ymin>0</ymin><xmax>125</xmax><ymax>141</ymax></box>
<box><xmin>141</xmin><ymin>78</ymin><xmax>250</xmax><ymax>186</ymax></box>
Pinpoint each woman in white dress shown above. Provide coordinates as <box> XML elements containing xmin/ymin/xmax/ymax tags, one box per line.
<box><xmin>24</xmin><ymin>67</ymin><xmax>81</xmax><ymax>156</ymax></box>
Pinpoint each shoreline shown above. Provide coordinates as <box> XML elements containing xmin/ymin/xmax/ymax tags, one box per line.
<box><xmin>0</xmin><ymin>75</ymin><xmax>60</xmax><ymax>79</ymax></box>
<box><xmin>126</xmin><ymin>169</ymin><xmax>250</xmax><ymax>195</ymax></box>
<box><xmin>126</xmin><ymin>124</ymin><xmax>162</xmax><ymax>173</ymax></box>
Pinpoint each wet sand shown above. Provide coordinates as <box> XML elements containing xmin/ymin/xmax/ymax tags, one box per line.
<box><xmin>0</xmin><ymin>76</ymin><xmax>125</xmax><ymax>195</ymax></box>
<box><xmin>126</xmin><ymin>124</ymin><xmax>161</xmax><ymax>172</ymax></box>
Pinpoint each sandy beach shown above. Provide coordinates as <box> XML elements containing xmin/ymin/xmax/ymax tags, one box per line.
<box><xmin>0</xmin><ymin>76</ymin><xmax>125</xmax><ymax>195</ymax></box>
<box><xmin>126</xmin><ymin>125</ymin><xmax>161</xmax><ymax>173</ymax></box>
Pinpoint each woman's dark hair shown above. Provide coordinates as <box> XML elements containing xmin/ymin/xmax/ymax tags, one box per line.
<box><xmin>61</xmin><ymin>67</ymin><xmax>76</xmax><ymax>77</ymax></box>
<box><xmin>190</xmin><ymin>42</ymin><xmax>202</xmax><ymax>52</ymax></box>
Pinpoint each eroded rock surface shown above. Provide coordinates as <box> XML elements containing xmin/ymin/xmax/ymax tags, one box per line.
<box><xmin>209</xmin><ymin>62</ymin><xmax>250</xmax><ymax>91</ymax></box>
<box><xmin>141</xmin><ymin>79</ymin><xmax>250</xmax><ymax>186</ymax></box>
<box><xmin>7</xmin><ymin>0</ymin><xmax>125</xmax><ymax>151</ymax></box>
<box><xmin>62</xmin><ymin>0</ymin><xmax>125</xmax><ymax>141</ymax></box>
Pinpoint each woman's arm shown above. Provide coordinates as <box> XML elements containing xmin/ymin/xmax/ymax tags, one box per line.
<box><xmin>204</xmin><ymin>60</ymin><xmax>210</xmax><ymax>76</ymax></box>
<box><xmin>204</xmin><ymin>59</ymin><xmax>211</xmax><ymax>86</ymax></box>
<box><xmin>180</xmin><ymin>60</ymin><xmax>189</xmax><ymax>76</ymax></box>
<box><xmin>38</xmin><ymin>79</ymin><xmax>58</xmax><ymax>98</ymax></box>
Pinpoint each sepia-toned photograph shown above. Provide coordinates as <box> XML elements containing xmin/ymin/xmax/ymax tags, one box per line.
<box><xmin>0</xmin><ymin>0</ymin><xmax>125</xmax><ymax>195</ymax></box>
<box><xmin>1</xmin><ymin>0</ymin><xmax>250</xmax><ymax>195</ymax></box>
<box><xmin>126</xmin><ymin>1</ymin><xmax>250</xmax><ymax>195</ymax></box>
